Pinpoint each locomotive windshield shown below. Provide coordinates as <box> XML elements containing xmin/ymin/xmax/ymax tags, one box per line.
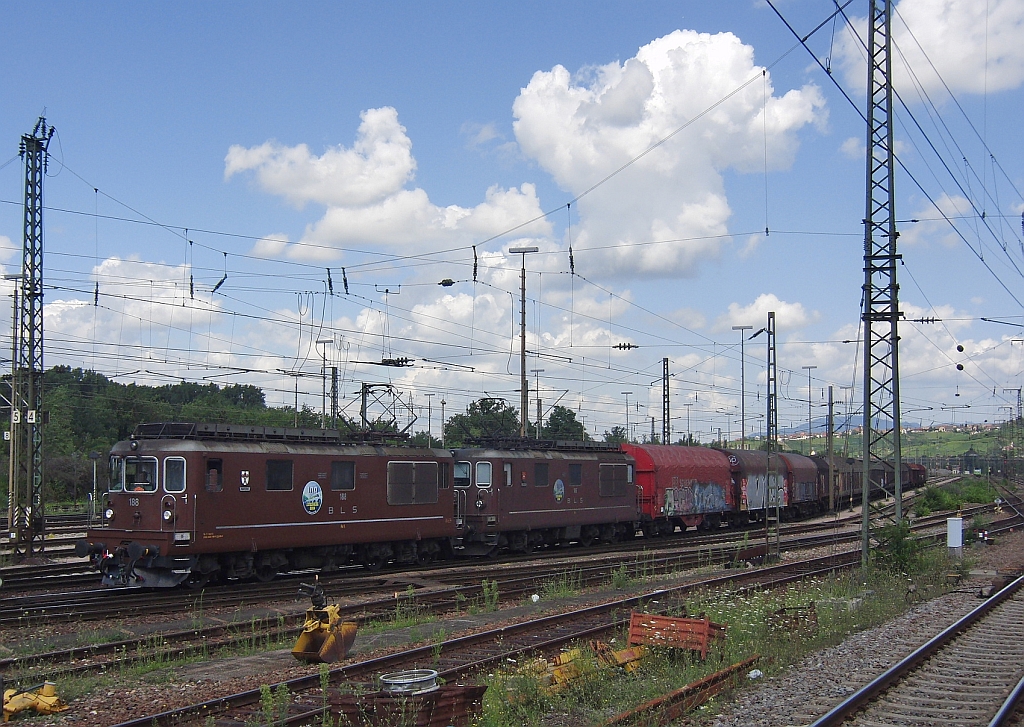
<box><xmin>125</xmin><ymin>456</ymin><xmax>158</xmax><ymax>492</ymax></box>
<box><xmin>454</xmin><ymin>461</ymin><xmax>470</xmax><ymax>488</ymax></box>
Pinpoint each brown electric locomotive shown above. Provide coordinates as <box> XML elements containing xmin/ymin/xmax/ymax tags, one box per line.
<box><xmin>76</xmin><ymin>423</ymin><xmax>459</xmax><ymax>587</ymax></box>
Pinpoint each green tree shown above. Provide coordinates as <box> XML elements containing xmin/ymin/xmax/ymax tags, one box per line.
<box><xmin>444</xmin><ymin>398</ymin><xmax>520</xmax><ymax>447</ymax></box>
<box><xmin>603</xmin><ymin>426</ymin><xmax>629</xmax><ymax>444</ymax></box>
<box><xmin>409</xmin><ymin>431</ymin><xmax>443</xmax><ymax>448</ymax></box>
<box><xmin>543</xmin><ymin>405</ymin><xmax>587</xmax><ymax>441</ymax></box>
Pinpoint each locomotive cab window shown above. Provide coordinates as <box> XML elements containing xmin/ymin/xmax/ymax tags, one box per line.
<box><xmin>439</xmin><ymin>461</ymin><xmax>450</xmax><ymax>489</ymax></box>
<box><xmin>164</xmin><ymin>457</ymin><xmax>186</xmax><ymax>493</ymax></box>
<box><xmin>569</xmin><ymin>463</ymin><xmax>582</xmax><ymax>488</ymax></box>
<box><xmin>109</xmin><ymin>456</ymin><xmax>124</xmax><ymax>492</ymax></box>
<box><xmin>125</xmin><ymin>456</ymin><xmax>158</xmax><ymax>492</ymax></box>
<box><xmin>387</xmin><ymin>461</ymin><xmax>439</xmax><ymax>505</ymax></box>
<box><xmin>454</xmin><ymin>461</ymin><xmax>471</xmax><ymax>488</ymax></box>
<box><xmin>331</xmin><ymin>461</ymin><xmax>355</xmax><ymax>491</ymax></box>
<box><xmin>476</xmin><ymin>461</ymin><xmax>492</xmax><ymax>488</ymax></box>
<box><xmin>504</xmin><ymin>462</ymin><xmax>512</xmax><ymax>487</ymax></box>
<box><xmin>535</xmin><ymin>462</ymin><xmax>549</xmax><ymax>487</ymax></box>
<box><xmin>205</xmin><ymin>459</ymin><xmax>223</xmax><ymax>492</ymax></box>
<box><xmin>599</xmin><ymin>463</ymin><xmax>630</xmax><ymax>497</ymax></box>
<box><xmin>266</xmin><ymin>460</ymin><xmax>293</xmax><ymax>491</ymax></box>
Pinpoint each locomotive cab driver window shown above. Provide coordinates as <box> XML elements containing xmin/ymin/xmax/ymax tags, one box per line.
<box><xmin>125</xmin><ymin>456</ymin><xmax>158</xmax><ymax>493</ymax></box>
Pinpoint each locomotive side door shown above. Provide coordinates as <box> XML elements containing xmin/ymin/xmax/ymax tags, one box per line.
<box><xmin>161</xmin><ymin>456</ymin><xmax>196</xmax><ymax>544</ymax></box>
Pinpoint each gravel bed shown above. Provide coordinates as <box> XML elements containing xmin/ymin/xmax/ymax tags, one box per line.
<box><xmin>700</xmin><ymin>528</ymin><xmax>1024</xmax><ymax>727</ymax></box>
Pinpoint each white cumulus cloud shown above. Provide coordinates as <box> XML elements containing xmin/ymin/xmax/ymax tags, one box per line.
<box><xmin>837</xmin><ymin>0</ymin><xmax>1024</xmax><ymax>96</ymax></box>
<box><xmin>512</xmin><ymin>29</ymin><xmax>826</xmax><ymax>278</ymax></box>
<box><xmin>716</xmin><ymin>293</ymin><xmax>819</xmax><ymax>331</ymax></box>
<box><xmin>226</xmin><ymin>108</ymin><xmax>551</xmax><ymax>260</ymax></box>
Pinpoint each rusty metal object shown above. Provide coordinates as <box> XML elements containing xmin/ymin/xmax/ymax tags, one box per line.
<box><xmin>523</xmin><ymin>641</ymin><xmax>647</xmax><ymax>694</ymax></box>
<box><xmin>600</xmin><ymin>655</ymin><xmax>760</xmax><ymax>726</ymax></box>
<box><xmin>627</xmin><ymin>611</ymin><xmax>727</xmax><ymax>659</ymax></box>
<box><xmin>329</xmin><ymin>683</ymin><xmax>487</xmax><ymax>727</ymax></box>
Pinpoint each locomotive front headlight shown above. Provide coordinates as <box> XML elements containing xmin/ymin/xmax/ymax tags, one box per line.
<box><xmin>162</xmin><ymin>509</ymin><xmax>173</xmax><ymax>522</ymax></box>
<box><xmin>104</xmin><ymin>507</ymin><xmax>115</xmax><ymax>520</ymax></box>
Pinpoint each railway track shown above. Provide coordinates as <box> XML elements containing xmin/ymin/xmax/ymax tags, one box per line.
<box><xmin>810</xmin><ymin>574</ymin><xmax>1024</xmax><ymax>726</ymax></box>
<box><xmin>3</xmin><ymin>505</ymin><xmax>1001</xmax><ymax>693</ymax></box>
<box><xmin>107</xmin><ymin>551</ymin><xmax>864</xmax><ymax>727</ymax></box>
<box><xmin>0</xmin><ymin>490</ymin><xmax>986</xmax><ymax>594</ymax></box>
<box><xmin>0</xmin><ymin>504</ymin><xmax>957</xmax><ymax>623</ymax></box>
<box><xmin>0</xmin><ymin>522</ymin><xmax>867</xmax><ymax>682</ymax></box>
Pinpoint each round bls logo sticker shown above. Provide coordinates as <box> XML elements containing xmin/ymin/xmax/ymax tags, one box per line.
<box><xmin>553</xmin><ymin>479</ymin><xmax>565</xmax><ymax>502</ymax></box>
<box><xmin>302</xmin><ymin>481</ymin><xmax>323</xmax><ymax>515</ymax></box>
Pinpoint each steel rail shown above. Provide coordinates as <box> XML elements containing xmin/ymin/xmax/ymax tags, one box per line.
<box><xmin>809</xmin><ymin>573</ymin><xmax>1024</xmax><ymax>726</ymax></box>
<box><xmin>988</xmin><ymin>672</ymin><xmax>1024</xmax><ymax>727</ymax></box>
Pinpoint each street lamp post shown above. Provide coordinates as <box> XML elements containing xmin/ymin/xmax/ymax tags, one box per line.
<box><xmin>316</xmin><ymin>339</ymin><xmax>333</xmax><ymax>428</ymax></box>
<box><xmin>440</xmin><ymin>398</ymin><xmax>447</xmax><ymax>449</ymax></box>
<box><xmin>509</xmin><ymin>246</ymin><xmax>539</xmax><ymax>437</ymax></box>
<box><xmin>88</xmin><ymin>451</ymin><xmax>100</xmax><ymax>524</ymax></box>
<box><xmin>802</xmin><ymin>365</ymin><xmax>817</xmax><ymax>454</ymax></box>
<box><xmin>733</xmin><ymin>325</ymin><xmax>753</xmax><ymax>449</ymax></box>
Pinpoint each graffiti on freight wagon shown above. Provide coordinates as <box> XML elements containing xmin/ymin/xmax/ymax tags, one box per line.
<box><xmin>663</xmin><ymin>481</ymin><xmax>728</xmax><ymax>516</ymax></box>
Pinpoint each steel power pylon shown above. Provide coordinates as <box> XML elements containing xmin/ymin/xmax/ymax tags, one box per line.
<box><xmin>10</xmin><ymin>117</ymin><xmax>53</xmax><ymax>556</ymax></box>
<box><xmin>861</xmin><ymin>0</ymin><xmax>903</xmax><ymax>567</ymax></box>
<box><xmin>765</xmin><ymin>311</ymin><xmax>780</xmax><ymax>560</ymax></box>
<box><xmin>662</xmin><ymin>357</ymin><xmax>670</xmax><ymax>444</ymax></box>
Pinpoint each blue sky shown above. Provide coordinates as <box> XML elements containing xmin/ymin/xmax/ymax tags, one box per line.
<box><xmin>1</xmin><ymin>1</ymin><xmax>1022</xmax><ymax>445</ymax></box>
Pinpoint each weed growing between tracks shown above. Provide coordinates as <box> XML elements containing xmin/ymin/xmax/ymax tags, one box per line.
<box><xmin>539</xmin><ymin>568</ymin><xmax>583</xmax><ymax>599</ymax></box>
<box><xmin>479</xmin><ymin>550</ymin><xmax>966</xmax><ymax>727</ymax></box>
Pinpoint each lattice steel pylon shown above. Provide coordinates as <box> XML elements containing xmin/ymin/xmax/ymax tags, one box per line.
<box><xmin>9</xmin><ymin>117</ymin><xmax>53</xmax><ymax>557</ymax></box>
<box><xmin>861</xmin><ymin>0</ymin><xmax>903</xmax><ymax>567</ymax></box>
<box><xmin>662</xmin><ymin>357</ymin><xmax>670</xmax><ymax>444</ymax></box>
<box><xmin>765</xmin><ymin>311</ymin><xmax>781</xmax><ymax>560</ymax></box>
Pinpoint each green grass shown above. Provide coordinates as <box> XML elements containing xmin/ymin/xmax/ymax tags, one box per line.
<box><xmin>478</xmin><ymin>548</ymin><xmax>966</xmax><ymax>727</ymax></box>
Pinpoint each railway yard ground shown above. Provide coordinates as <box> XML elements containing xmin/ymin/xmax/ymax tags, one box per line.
<box><xmin>1</xmin><ymin>498</ymin><xmax>1022</xmax><ymax>726</ymax></box>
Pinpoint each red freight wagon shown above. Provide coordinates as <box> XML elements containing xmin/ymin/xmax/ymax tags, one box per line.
<box><xmin>779</xmin><ymin>452</ymin><xmax>821</xmax><ymax>516</ymax></box>
<box><xmin>621</xmin><ymin>444</ymin><xmax>735</xmax><ymax>535</ymax></box>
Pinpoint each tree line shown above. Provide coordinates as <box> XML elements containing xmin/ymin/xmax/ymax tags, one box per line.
<box><xmin>1</xmin><ymin>366</ymin><xmax>710</xmax><ymax>506</ymax></box>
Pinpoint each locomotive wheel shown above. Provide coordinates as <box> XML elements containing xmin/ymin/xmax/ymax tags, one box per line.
<box><xmin>416</xmin><ymin>549</ymin><xmax>434</xmax><ymax>566</ymax></box>
<box><xmin>254</xmin><ymin>565</ymin><xmax>277</xmax><ymax>582</ymax></box>
<box><xmin>185</xmin><ymin>572</ymin><xmax>211</xmax><ymax>589</ymax></box>
<box><xmin>363</xmin><ymin>553</ymin><xmax>384</xmax><ymax>572</ymax></box>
